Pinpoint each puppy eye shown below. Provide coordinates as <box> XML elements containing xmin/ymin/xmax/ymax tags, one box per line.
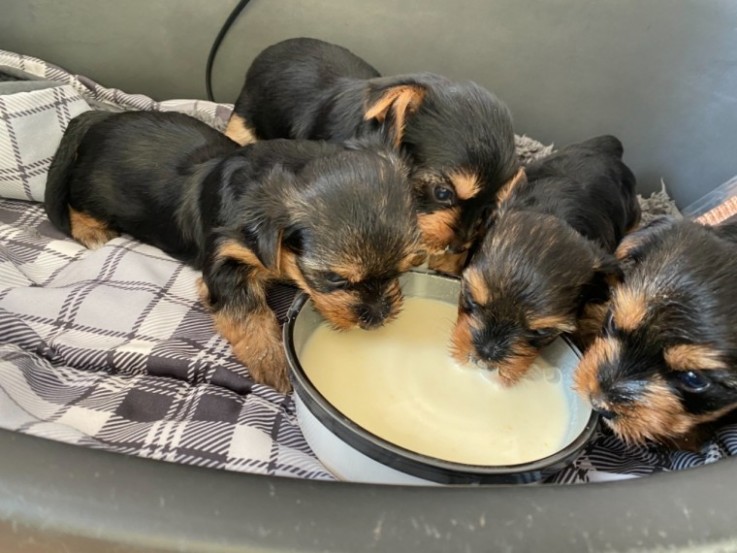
<box><xmin>433</xmin><ymin>184</ymin><xmax>456</xmax><ymax>205</ymax></box>
<box><xmin>604</xmin><ymin>309</ymin><xmax>617</xmax><ymax>335</ymax></box>
<box><xmin>461</xmin><ymin>288</ymin><xmax>479</xmax><ymax>312</ymax></box>
<box><xmin>323</xmin><ymin>272</ymin><xmax>349</xmax><ymax>289</ymax></box>
<box><xmin>676</xmin><ymin>370</ymin><xmax>711</xmax><ymax>393</ymax></box>
<box><xmin>529</xmin><ymin>328</ymin><xmax>558</xmax><ymax>347</ymax></box>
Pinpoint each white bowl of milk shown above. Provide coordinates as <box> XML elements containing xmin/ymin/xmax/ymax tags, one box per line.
<box><xmin>284</xmin><ymin>271</ymin><xmax>598</xmax><ymax>485</ymax></box>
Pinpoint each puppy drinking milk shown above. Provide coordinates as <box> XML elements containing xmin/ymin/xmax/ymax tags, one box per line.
<box><xmin>45</xmin><ymin>110</ymin><xmax>424</xmax><ymax>392</ymax></box>
<box><xmin>452</xmin><ymin>135</ymin><xmax>640</xmax><ymax>385</ymax></box>
<box><xmin>227</xmin><ymin>37</ymin><xmax>521</xmax><ymax>274</ymax></box>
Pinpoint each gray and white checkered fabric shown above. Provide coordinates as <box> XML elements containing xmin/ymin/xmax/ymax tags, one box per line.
<box><xmin>0</xmin><ymin>85</ymin><xmax>89</xmax><ymax>202</ymax></box>
<box><xmin>0</xmin><ymin>48</ymin><xmax>735</xmax><ymax>484</ymax></box>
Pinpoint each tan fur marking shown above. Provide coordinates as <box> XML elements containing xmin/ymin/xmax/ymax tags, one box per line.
<box><xmin>428</xmin><ymin>251</ymin><xmax>467</xmax><ymax>275</ymax></box>
<box><xmin>449</xmin><ymin>171</ymin><xmax>481</xmax><ymax>201</ymax></box>
<box><xmin>69</xmin><ymin>208</ymin><xmax>119</xmax><ymax>249</ymax></box>
<box><xmin>664</xmin><ymin>344</ymin><xmax>727</xmax><ymax>371</ymax></box>
<box><xmin>216</xmin><ymin>240</ymin><xmax>271</xmax><ymax>280</ymax></box>
<box><xmin>611</xmin><ymin>378</ymin><xmax>693</xmax><ymax>444</ymax></box>
<box><xmin>575</xmin><ymin>337</ymin><xmax>737</xmax><ymax>445</ymax></box>
<box><xmin>464</xmin><ymin>268</ymin><xmax>489</xmax><ymax>305</ymax></box>
<box><xmin>612</xmin><ymin>288</ymin><xmax>648</xmax><ymax>331</ymax></box>
<box><xmin>329</xmin><ymin>262</ymin><xmax>366</xmax><ymax>284</ymax></box>
<box><xmin>495</xmin><ymin>167</ymin><xmax>527</xmax><ymax>207</ymax></box>
<box><xmin>364</xmin><ymin>85</ymin><xmax>426</xmax><ymax>147</ymax></box>
<box><xmin>451</xmin><ymin>313</ymin><xmax>540</xmax><ymax>387</ymax></box>
<box><xmin>574</xmin><ymin>336</ymin><xmax>621</xmax><ymax>398</ymax></box>
<box><xmin>417</xmin><ymin>208</ymin><xmax>459</xmax><ymax>253</ymax></box>
<box><xmin>224</xmin><ymin>113</ymin><xmax>257</xmax><ymax>146</ymax></box>
<box><xmin>212</xmin><ymin>308</ymin><xmax>290</xmax><ymax>393</ymax></box>
<box><xmin>614</xmin><ymin>232</ymin><xmax>644</xmax><ymax>261</ymax></box>
<box><xmin>595</xmin><ymin>375</ymin><xmax>732</xmax><ymax>446</ymax></box>
<box><xmin>495</xmin><ymin>342</ymin><xmax>539</xmax><ymax>386</ymax></box>
<box><xmin>576</xmin><ymin>301</ymin><xmax>610</xmax><ymax>349</ymax></box>
<box><xmin>281</xmin><ymin>250</ymin><xmax>396</xmax><ymax>331</ymax></box>
<box><xmin>280</xmin><ymin>250</ymin><xmax>309</xmax><ymax>290</ymax></box>
<box><xmin>306</xmin><ymin>290</ymin><xmax>360</xmax><ymax>330</ymax></box>
<box><xmin>527</xmin><ymin>313</ymin><xmax>576</xmax><ymax>333</ymax></box>
<box><xmin>451</xmin><ymin>312</ymin><xmax>475</xmax><ymax>365</ymax></box>
<box><xmin>398</xmin><ymin>250</ymin><xmax>428</xmax><ymax>273</ymax></box>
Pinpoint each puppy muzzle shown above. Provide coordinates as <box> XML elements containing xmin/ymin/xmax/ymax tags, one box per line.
<box><xmin>356</xmin><ymin>298</ymin><xmax>393</xmax><ymax>329</ymax></box>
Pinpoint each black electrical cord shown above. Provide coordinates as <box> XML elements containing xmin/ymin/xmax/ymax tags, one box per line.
<box><xmin>205</xmin><ymin>0</ymin><xmax>253</xmax><ymax>102</ymax></box>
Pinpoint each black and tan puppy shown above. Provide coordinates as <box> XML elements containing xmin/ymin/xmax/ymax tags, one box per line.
<box><xmin>575</xmin><ymin>217</ymin><xmax>737</xmax><ymax>447</ymax></box>
<box><xmin>451</xmin><ymin>135</ymin><xmax>640</xmax><ymax>385</ymax></box>
<box><xmin>45</xmin><ymin>110</ymin><xmax>424</xmax><ymax>392</ymax></box>
<box><xmin>227</xmin><ymin>37</ymin><xmax>521</xmax><ymax>273</ymax></box>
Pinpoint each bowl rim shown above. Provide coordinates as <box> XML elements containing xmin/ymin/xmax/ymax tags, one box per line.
<box><xmin>283</xmin><ymin>272</ymin><xmax>600</xmax><ymax>484</ymax></box>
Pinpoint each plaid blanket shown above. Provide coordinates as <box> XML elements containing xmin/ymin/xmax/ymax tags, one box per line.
<box><xmin>1</xmin><ymin>48</ymin><xmax>735</xmax><ymax>484</ymax></box>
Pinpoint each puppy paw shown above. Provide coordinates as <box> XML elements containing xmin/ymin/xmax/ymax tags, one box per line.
<box><xmin>234</xmin><ymin>337</ymin><xmax>292</xmax><ymax>394</ymax></box>
<box><xmin>212</xmin><ymin>308</ymin><xmax>292</xmax><ymax>394</ymax></box>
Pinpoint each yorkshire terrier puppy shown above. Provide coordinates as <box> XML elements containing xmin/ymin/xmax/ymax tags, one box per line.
<box><xmin>451</xmin><ymin>135</ymin><xmax>640</xmax><ymax>385</ymax></box>
<box><xmin>45</xmin><ymin>110</ymin><xmax>424</xmax><ymax>392</ymax></box>
<box><xmin>575</xmin><ymin>217</ymin><xmax>737</xmax><ymax>447</ymax></box>
<box><xmin>226</xmin><ymin>37</ymin><xmax>521</xmax><ymax>273</ymax></box>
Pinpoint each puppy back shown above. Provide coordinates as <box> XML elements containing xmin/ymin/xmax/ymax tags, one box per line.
<box><xmin>516</xmin><ymin>135</ymin><xmax>639</xmax><ymax>251</ymax></box>
<box><xmin>235</xmin><ymin>38</ymin><xmax>380</xmax><ymax>140</ymax></box>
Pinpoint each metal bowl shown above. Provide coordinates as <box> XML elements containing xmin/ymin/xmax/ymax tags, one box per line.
<box><xmin>283</xmin><ymin>270</ymin><xmax>599</xmax><ymax>484</ymax></box>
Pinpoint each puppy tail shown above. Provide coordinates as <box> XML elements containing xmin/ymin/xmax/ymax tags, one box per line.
<box><xmin>44</xmin><ymin>110</ymin><xmax>113</xmax><ymax>235</ymax></box>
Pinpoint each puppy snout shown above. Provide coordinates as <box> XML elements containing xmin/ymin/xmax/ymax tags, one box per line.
<box><xmin>356</xmin><ymin>298</ymin><xmax>391</xmax><ymax>329</ymax></box>
<box><xmin>590</xmin><ymin>396</ymin><xmax>618</xmax><ymax>421</ymax></box>
<box><xmin>476</xmin><ymin>340</ymin><xmax>505</xmax><ymax>363</ymax></box>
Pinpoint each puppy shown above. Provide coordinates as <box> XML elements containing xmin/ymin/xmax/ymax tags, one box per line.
<box><xmin>575</xmin><ymin>217</ymin><xmax>737</xmax><ymax>447</ymax></box>
<box><xmin>45</xmin><ymin>110</ymin><xmax>424</xmax><ymax>392</ymax></box>
<box><xmin>451</xmin><ymin>135</ymin><xmax>640</xmax><ymax>385</ymax></box>
<box><xmin>227</xmin><ymin>37</ymin><xmax>521</xmax><ymax>273</ymax></box>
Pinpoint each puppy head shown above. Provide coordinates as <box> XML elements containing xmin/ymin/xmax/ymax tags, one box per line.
<box><xmin>364</xmin><ymin>74</ymin><xmax>519</xmax><ymax>256</ymax></box>
<box><xmin>575</xmin><ymin>218</ymin><xmax>737</xmax><ymax>445</ymax></box>
<box><xmin>452</xmin><ymin>210</ymin><xmax>619</xmax><ymax>384</ymax></box>
<box><xmin>268</xmin><ymin>147</ymin><xmax>424</xmax><ymax>330</ymax></box>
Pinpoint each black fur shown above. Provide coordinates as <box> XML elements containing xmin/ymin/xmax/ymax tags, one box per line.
<box><xmin>519</xmin><ymin>135</ymin><xmax>640</xmax><ymax>251</ymax></box>
<box><xmin>44</xmin><ymin>110</ymin><xmax>422</xmax><ymax>391</ymax></box>
<box><xmin>459</xmin><ymin>135</ymin><xmax>639</xmax><ymax>378</ymax></box>
<box><xmin>596</xmin><ymin>218</ymin><xmax>737</xmax><ymax>421</ymax></box>
<box><xmin>231</xmin><ymin>37</ymin><xmax>519</xmax><ymax>255</ymax></box>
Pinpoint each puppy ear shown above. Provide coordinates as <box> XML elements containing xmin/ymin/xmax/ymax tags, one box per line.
<box><xmin>364</xmin><ymin>76</ymin><xmax>427</xmax><ymax>147</ymax></box>
<box><xmin>615</xmin><ymin>216</ymin><xmax>676</xmax><ymax>268</ymax></box>
<box><xmin>241</xmin><ymin>226</ymin><xmax>283</xmax><ymax>272</ymax></box>
<box><xmin>238</xmin><ymin>165</ymin><xmax>300</xmax><ymax>272</ymax></box>
<box><xmin>496</xmin><ymin>167</ymin><xmax>527</xmax><ymax>207</ymax></box>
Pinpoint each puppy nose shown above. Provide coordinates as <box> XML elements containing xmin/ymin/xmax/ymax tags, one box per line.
<box><xmin>477</xmin><ymin>341</ymin><xmax>504</xmax><ymax>362</ymax></box>
<box><xmin>357</xmin><ymin>299</ymin><xmax>391</xmax><ymax>328</ymax></box>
